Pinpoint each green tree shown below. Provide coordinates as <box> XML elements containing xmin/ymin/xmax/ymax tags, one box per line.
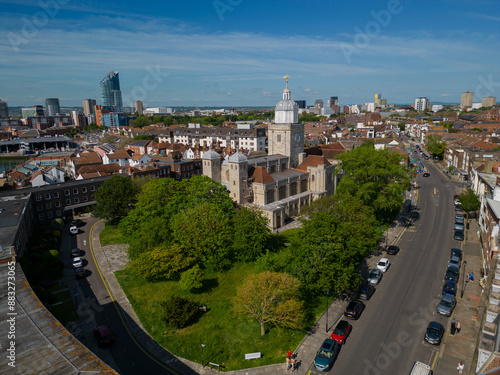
<box><xmin>397</xmin><ymin>121</ymin><xmax>406</xmax><ymax>131</ymax></box>
<box><xmin>231</xmin><ymin>206</ymin><xmax>271</xmax><ymax>262</ymax></box>
<box><xmin>292</xmin><ymin>194</ymin><xmax>379</xmax><ymax>295</ymax></box>
<box><xmin>426</xmin><ymin>134</ymin><xmax>446</xmax><ymax>160</ymax></box>
<box><xmin>128</xmin><ymin>243</ymin><xmax>195</xmax><ymax>280</ymax></box>
<box><xmin>232</xmin><ymin>271</ymin><xmax>304</xmax><ymax>336</ymax></box>
<box><xmin>94</xmin><ymin>175</ymin><xmax>138</xmax><ymax>224</ymax></box>
<box><xmin>336</xmin><ymin>143</ymin><xmax>410</xmax><ymax>222</ymax></box>
<box><xmin>179</xmin><ymin>265</ymin><xmax>204</xmax><ymax>292</ymax></box>
<box><xmin>459</xmin><ymin>189</ymin><xmax>480</xmax><ymax>217</ymax></box>
<box><xmin>162</xmin><ymin>295</ymin><xmax>199</xmax><ymax>329</ymax></box>
<box><xmin>171</xmin><ymin>202</ymin><xmax>234</xmax><ymax>271</ymax></box>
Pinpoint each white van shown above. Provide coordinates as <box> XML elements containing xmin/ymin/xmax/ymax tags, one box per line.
<box><xmin>410</xmin><ymin>361</ymin><xmax>433</xmax><ymax>375</ymax></box>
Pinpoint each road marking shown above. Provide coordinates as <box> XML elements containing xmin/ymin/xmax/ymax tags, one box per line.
<box><xmin>89</xmin><ymin>220</ymin><xmax>180</xmax><ymax>374</ymax></box>
<box><xmin>430</xmin><ymin>349</ymin><xmax>439</xmax><ymax>370</ymax></box>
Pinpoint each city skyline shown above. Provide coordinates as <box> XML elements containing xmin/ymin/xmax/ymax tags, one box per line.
<box><xmin>0</xmin><ymin>0</ymin><xmax>499</xmax><ymax>108</ymax></box>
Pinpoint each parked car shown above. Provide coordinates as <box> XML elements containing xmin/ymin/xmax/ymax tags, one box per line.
<box><xmin>454</xmin><ymin>229</ymin><xmax>464</xmax><ymax>241</ymax></box>
<box><xmin>74</xmin><ymin>267</ymin><xmax>85</xmax><ymax>278</ymax></box>
<box><xmin>447</xmin><ymin>255</ymin><xmax>461</xmax><ymax>270</ymax></box>
<box><xmin>386</xmin><ymin>245</ymin><xmax>400</xmax><ymax>255</ymax></box>
<box><xmin>72</xmin><ymin>257</ymin><xmax>83</xmax><ymax>268</ymax></box>
<box><xmin>357</xmin><ymin>284</ymin><xmax>375</xmax><ymax>300</ymax></box>
<box><xmin>331</xmin><ymin>320</ymin><xmax>352</xmax><ymax>345</ymax></box>
<box><xmin>344</xmin><ymin>300</ymin><xmax>365</xmax><ymax>320</ymax></box>
<box><xmin>313</xmin><ymin>339</ymin><xmax>341</xmax><ymax>371</ymax></box>
<box><xmin>70</xmin><ymin>225</ymin><xmax>78</xmax><ymax>235</ymax></box>
<box><xmin>423</xmin><ymin>172</ymin><xmax>430</xmax><ymax>177</ymax></box>
<box><xmin>368</xmin><ymin>269</ymin><xmax>383</xmax><ymax>285</ymax></box>
<box><xmin>93</xmin><ymin>325</ymin><xmax>114</xmax><ymax>347</ymax></box>
<box><xmin>377</xmin><ymin>258</ymin><xmax>391</xmax><ymax>273</ymax></box>
<box><xmin>437</xmin><ymin>294</ymin><xmax>457</xmax><ymax>316</ymax></box>
<box><xmin>450</xmin><ymin>248</ymin><xmax>463</xmax><ymax>261</ymax></box>
<box><xmin>71</xmin><ymin>248</ymin><xmax>80</xmax><ymax>258</ymax></box>
<box><xmin>424</xmin><ymin>321</ymin><xmax>444</xmax><ymax>345</ymax></box>
<box><xmin>71</xmin><ymin>219</ymin><xmax>83</xmax><ymax>227</ymax></box>
<box><xmin>455</xmin><ymin>214</ymin><xmax>464</xmax><ymax>221</ymax></box>
<box><xmin>454</xmin><ymin>221</ymin><xmax>465</xmax><ymax>231</ymax></box>
<box><xmin>444</xmin><ymin>265</ymin><xmax>460</xmax><ymax>284</ymax></box>
<box><xmin>442</xmin><ymin>280</ymin><xmax>457</xmax><ymax>296</ymax></box>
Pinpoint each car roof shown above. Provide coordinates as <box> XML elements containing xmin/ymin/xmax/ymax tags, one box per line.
<box><xmin>442</xmin><ymin>293</ymin><xmax>455</xmax><ymax>302</ymax></box>
<box><xmin>379</xmin><ymin>258</ymin><xmax>389</xmax><ymax>262</ymax></box>
<box><xmin>95</xmin><ymin>325</ymin><xmax>112</xmax><ymax>334</ymax></box>
<box><xmin>450</xmin><ymin>256</ymin><xmax>460</xmax><ymax>262</ymax></box>
<box><xmin>444</xmin><ymin>280</ymin><xmax>456</xmax><ymax>287</ymax></box>
<box><xmin>321</xmin><ymin>339</ymin><xmax>335</xmax><ymax>350</ymax></box>
<box><xmin>336</xmin><ymin>320</ymin><xmax>349</xmax><ymax>329</ymax></box>
<box><xmin>451</xmin><ymin>248</ymin><xmax>462</xmax><ymax>254</ymax></box>
<box><xmin>429</xmin><ymin>321</ymin><xmax>443</xmax><ymax>329</ymax></box>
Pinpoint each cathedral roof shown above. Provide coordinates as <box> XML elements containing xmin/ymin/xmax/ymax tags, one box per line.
<box><xmin>202</xmin><ymin>147</ymin><xmax>221</xmax><ymax>160</ymax></box>
<box><xmin>250</xmin><ymin>166</ymin><xmax>274</xmax><ymax>184</ymax></box>
<box><xmin>295</xmin><ymin>155</ymin><xmax>332</xmax><ymax>171</ymax></box>
<box><xmin>228</xmin><ymin>150</ymin><xmax>247</xmax><ymax>163</ymax></box>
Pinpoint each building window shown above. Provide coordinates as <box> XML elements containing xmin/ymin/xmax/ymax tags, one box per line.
<box><xmin>73</xmin><ymin>188</ymin><xmax>79</xmax><ymax>194</ymax></box>
<box><xmin>66</xmin><ymin>199</ymin><xmax>71</xmax><ymax>205</ymax></box>
<box><xmin>53</xmin><ymin>191</ymin><xmax>59</xmax><ymax>198</ymax></box>
<box><xmin>36</xmin><ymin>195</ymin><xmax>42</xmax><ymax>201</ymax></box>
<box><xmin>56</xmin><ymin>210</ymin><xmax>62</xmax><ymax>217</ymax></box>
<box><xmin>46</xmin><ymin>203</ymin><xmax>52</xmax><ymax>209</ymax></box>
<box><xmin>64</xmin><ymin>189</ymin><xmax>70</xmax><ymax>196</ymax></box>
<box><xmin>45</xmin><ymin>193</ymin><xmax>51</xmax><ymax>200</ymax></box>
<box><xmin>55</xmin><ymin>201</ymin><xmax>61</xmax><ymax>208</ymax></box>
<box><xmin>91</xmin><ymin>194</ymin><xmax>95</xmax><ymax>200</ymax></box>
<box><xmin>47</xmin><ymin>211</ymin><xmax>54</xmax><ymax>219</ymax></box>
<box><xmin>74</xmin><ymin>198</ymin><xmax>80</xmax><ymax>204</ymax></box>
<box><xmin>82</xmin><ymin>187</ymin><xmax>87</xmax><ymax>193</ymax></box>
<box><xmin>38</xmin><ymin>213</ymin><xmax>45</xmax><ymax>220</ymax></box>
<box><xmin>37</xmin><ymin>204</ymin><xmax>43</xmax><ymax>211</ymax></box>
<box><xmin>83</xmin><ymin>196</ymin><xmax>88</xmax><ymax>202</ymax></box>
<box><xmin>90</xmin><ymin>185</ymin><xmax>95</xmax><ymax>192</ymax></box>
<box><xmin>277</xmin><ymin>135</ymin><xmax>281</xmax><ymax>142</ymax></box>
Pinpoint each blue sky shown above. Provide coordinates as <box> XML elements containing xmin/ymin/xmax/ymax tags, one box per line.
<box><xmin>0</xmin><ymin>0</ymin><xmax>499</xmax><ymax>108</ymax></box>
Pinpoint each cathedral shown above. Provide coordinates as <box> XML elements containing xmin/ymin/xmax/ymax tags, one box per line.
<box><xmin>202</xmin><ymin>76</ymin><xmax>336</xmax><ymax>230</ymax></box>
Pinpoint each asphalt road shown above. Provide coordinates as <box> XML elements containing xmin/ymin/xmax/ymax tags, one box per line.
<box><xmin>71</xmin><ymin>217</ymin><xmax>187</xmax><ymax>375</ymax></box>
<box><xmin>307</xmin><ymin>149</ymin><xmax>463</xmax><ymax>374</ymax></box>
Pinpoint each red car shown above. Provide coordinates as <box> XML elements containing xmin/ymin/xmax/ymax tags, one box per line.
<box><xmin>331</xmin><ymin>320</ymin><xmax>352</xmax><ymax>345</ymax></box>
<box><xmin>93</xmin><ymin>325</ymin><xmax>114</xmax><ymax>347</ymax></box>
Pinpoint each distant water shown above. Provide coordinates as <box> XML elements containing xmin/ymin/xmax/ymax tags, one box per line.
<box><xmin>0</xmin><ymin>158</ymin><xmax>26</xmax><ymax>174</ymax></box>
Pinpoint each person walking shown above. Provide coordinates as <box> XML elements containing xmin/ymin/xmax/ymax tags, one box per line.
<box><xmin>290</xmin><ymin>357</ymin><xmax>296</xmax><ymax>372</ymax></box>
<box><xmin>471</xmin><ymin>272</ymin><xmax>474</xmax><ymax>282</ymax></box>
<box><xmin>285</xmin><ymin>356</ymin><xmax>291</xmax><ymax>371</ymax></box>
<box><xmin>458</xmin><ymin>360</ymin><xmax>464</xmax><ymax>374</ymax></box>
<box><xmin>287</xmin><ymin>350</ymin><xmax>291</xmax><ymax>358</ymax></box>
<box><xmin>456</xmin><ymin>320</ymin><xmax>461</xmax><ymax>333</ymax></box>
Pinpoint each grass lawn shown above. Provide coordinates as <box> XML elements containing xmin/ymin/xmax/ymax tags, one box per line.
<box><xmin>116</xmin><ymin>262</ymin><xmax>324</xmax><ymax>371</ymax></box>
<box><xmin>100</xmin><ymin>223</ymin><xmax>123</xmax><ymax>246</ymax></box>
<box><xmin>47</xmin><ymin>301</ymin><xmax>79</xmax><ymax>325</ymax></box>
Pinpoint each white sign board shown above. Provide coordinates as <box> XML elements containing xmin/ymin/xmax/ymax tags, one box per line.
<box><xmin>245</xmin><ymin>352</ymin><xmax>261</xmax><ymax>360</ymax></box>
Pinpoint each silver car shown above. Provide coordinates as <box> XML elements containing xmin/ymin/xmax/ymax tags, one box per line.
<box><xmin>368</xmin><ymin>269</ymin><xmax>383</xmax><ymax>285</ymax></box>
<box><xmin>454</xmin><ymin>221</ymin><xmax>464</xmax><ymax>231</ymax></box>
<box><xmin>436</xmin><ymin>293</ymin><xmax>456</xmax><ymax>316</ymax></box>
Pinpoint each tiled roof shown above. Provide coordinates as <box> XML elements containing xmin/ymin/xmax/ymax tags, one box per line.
<box><xmin>296</xmin><ymin>155</ymin><xmax>332</xmax><ymax>171</ymax></box>
<box><xmin>251</xmin><ymin>166</ymin><xmax>274</xmax><ymax>184</ymax></box>
<box><xmin>106</xmin><ymin>149</ymin><xmax>131</xmax><ymax>159</ymax></box>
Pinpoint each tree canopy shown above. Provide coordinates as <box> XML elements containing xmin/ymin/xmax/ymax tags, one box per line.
<box><xmin>426</xmin><ymin>134</ymin><xmax>445</xmax><ymax>159</ymax></box>
<box><xmin>233</xmin><ymin>271</ymin><xmax>304</xmax><ymax>336</ymax></box>
<box><xmin>336</xmin><ymin>143</ymin><xmax>410</xmax><ymax>222</ymax></box>
<box><xmin>94</xmin><ymin>175</ymin><xmax>139</xmax><ymax>224</ymax></box>
<box><xmin>459</xmin><ymin>189</ymin><xmax>480</xmax><ymax>216</ymax></box>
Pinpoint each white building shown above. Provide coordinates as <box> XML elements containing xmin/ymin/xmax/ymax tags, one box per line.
<box><xmin>144</xmin><ymin>107</ymin><xmax>173</xmax><ymax>115</ymax></box>
<box><xmin>414</xmin><ymin>97</ymin><xmax>429</xmax><ymax>112</ymax></box>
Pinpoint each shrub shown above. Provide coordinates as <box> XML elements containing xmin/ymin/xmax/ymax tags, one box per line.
<box><xmin>162</xmin><ymin>295</ymin><xmax>199</xmax><ymax>329</ymax></box>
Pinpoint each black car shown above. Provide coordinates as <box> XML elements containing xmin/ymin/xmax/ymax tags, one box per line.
<box><xmin>386</xmin><ymin>245</ymin><xmax>400</xmax><ymax>255</ymax></box>
<box><xmin>424</xmin><ymin>321</ymin><xmax>444</xmax><ymax>345</ymax></box>
<box><xmin>450</xmin><ymin>248</ymin><xmax>463</xmax><ymax>261</ymax></box>
<box><xmin>423</xmin><ymin>172</ymin><xmax>430</xmax><ymax>177</ymax></box>
<box><xmin>357</xmin><ymin>285</ymin><xmax>375</xmax><ymax>300</ymax></box>
<box><xmin>454</xmin><ymin>229</ymin><xmax>464</xmax><ymax>241</ymax></box>
<box><xmin>71</xmin><ymin>248</ymin><xmax>80</xmax><ymax>258</ymax></box>
<box><xmin>71</xmin><ymin>219</ymin><xmax>83</xmax><ymax>227</ymax></box>
<box><xmin>74</xmin><ymin>267</ymin><xmax>85</xmax><ymax>278</ymax></box>
<box><xmin>344</xmin><ymin>300</ymin><xmax>365</xmax><ymax>320</ymax></box>
<box><xmin>444</xmin><ymin>265</ymin><xmax>460</xmax><ymax>283</ymax></box>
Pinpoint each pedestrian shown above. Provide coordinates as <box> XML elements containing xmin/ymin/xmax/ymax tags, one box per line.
<box><xmin>290</xmin><ymin>357</ymin><xmax>296</xmax><ymax>372</ymax></box>
<box><xmin>285</xmin><ymin>356</ymin><xmax>291</xmax><ymax>371</ymax></box>
<box><xmin>471</xmin><ymin>272</ymin><xmax>474</xmax><ymax>282</ymax></box>
<box><xmin>456</xmin><ymin>321</ymin><xmax>461</xmax><ymax>333</ymax></box>
<box><xmin>458</xmin><ymin>361</ymin><xmax>464</xmax><ymax>374</ymax></box>
<box><xmin>287</xmin><ymin>350</ymin><xmax>291</xmax><ymax>358</ymax></box>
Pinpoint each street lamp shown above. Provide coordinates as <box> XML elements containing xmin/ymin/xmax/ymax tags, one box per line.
<box><xmin>201</xmin><ymin>344</ymin><xmax>205</xmax><ymax>368</ymax></box>
<box><xmin>325</xmin><ymin>287</ymin><xmax>330</xmax><ymax>333</ymax></box>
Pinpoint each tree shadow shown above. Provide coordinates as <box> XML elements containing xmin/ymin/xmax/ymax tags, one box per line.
<box><xmin>196</xmin><ymin>277</ymin><xmax>219</xmax><ymax>294</ymax></box>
